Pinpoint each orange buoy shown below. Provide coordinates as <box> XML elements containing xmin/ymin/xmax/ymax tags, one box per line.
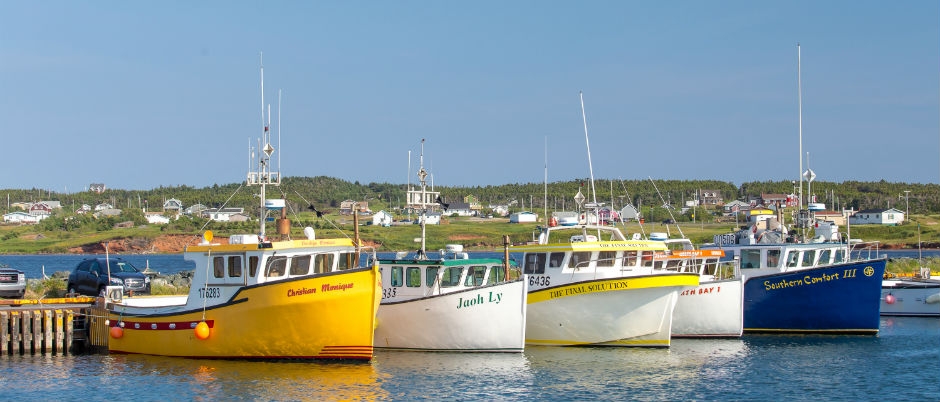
<box><xmin>110</xmin><ymin>326</ymin><xmax>124</xmax><ymax>339</ymax></box>
<box><xmin>194</xmin><ymin>321</ymin><xmax>210</xmax><ymax>340</ymax></box>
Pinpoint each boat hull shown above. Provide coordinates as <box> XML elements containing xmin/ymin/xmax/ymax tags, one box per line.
<box><xmin>525</xmin><ymin>274</ymin><xmax>698</xmax><ymax>347</ymax></box>
<box><xmin>374</xmin><ymin>279</ymin><xmax>528</xmax><ymax>352</ymax></box>
<box><xmin>881</xmin><ymin>279</ymin><xmax>940</xmax><ymax>317</ymax></box>
<box><xmin>743</xmin><ymin>259</ymin><xmax>886</xmax><ymax>333</ymax></box>
<box><xmin>107</xmin><ymin>266</ymin><xmax>381</xmax><ymax>359</ymax></box>
<box><xmin>672</xmin><ymin>277</ymin><xmax>744</xmax><ymax>337</ymax></box>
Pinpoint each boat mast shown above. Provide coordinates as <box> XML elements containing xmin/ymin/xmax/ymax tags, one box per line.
<box><xmin>417</xmin><ymin>139</ymin><xmax>428</xmax><ymax>258</ymax></box>
<box><xmin>247</xmin><ymin>53</ymin><xmax>280</xmax><ymax>239</ymax></box>
<box><xmin>797</xmin><ymin>43</ymin><xmax>804</xmax><ymax>235</ymax></box>
<box><xmin>580</xmin><ymin>91</ymin><xmax>598</xmax><ymax>204</ymax></box>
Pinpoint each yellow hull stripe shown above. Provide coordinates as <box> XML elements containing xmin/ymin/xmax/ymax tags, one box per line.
<box><xmin>527</xmin><ymin>274</ymin><xmax>699</xmax><ymax>304</ymax></box>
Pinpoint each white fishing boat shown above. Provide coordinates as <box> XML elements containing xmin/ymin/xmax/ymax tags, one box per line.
<box><xmin>881</xmin><ymin>227</ymin><xmax>940</xmax><ymax>317</ymax></box>
<box><xmin>511</xmin><ymin>92</ymin><xmax>697</xmax><ymax>347</ymax></box>
<box><xmin>104</xmin><ymin>59</ymin><xmax>381</xmax><ymax>359</ymax></box>
<box><xmin>513</xmin><ymin>223</ymin><xmax>698</xmax><ymax>347</ymax></box>
<box><xmin>373</xmin><ymin>140</ymin><xmax>528</xmax><ymax>352</ymax></box>
<box><xmin>881</xmin><ymin>274</ymin><xmax>940</xmax><ymax>317</ymax></box>
<box><xmin>658</xmin><ymin>239</ymin><xmax>744</xmax><ymax>338</ymax></box>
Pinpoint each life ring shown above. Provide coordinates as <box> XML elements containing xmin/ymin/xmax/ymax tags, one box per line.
<box><xmin>549</xmin><ymin>216</ymin><xmax>558</xmax><ymax>227</ymax></box>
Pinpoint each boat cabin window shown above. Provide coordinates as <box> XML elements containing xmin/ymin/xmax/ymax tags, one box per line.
<box><xmin>801</xmin><ymin>250</ymin><xmax>816</xmax><ymax>267</ymax></box>
<box><xmin>213</xmin><ymin>257</ymin><xmax>225</xmax><ymax>278</ymax></box>
<box><xmin>786</xmin><ymin>251</ymin><xmax>799</xmax><ymax>267</ymax></box>
<box><xmin>834</xmin><ymin>249</ymin><xmax>845</xmax><ymax>264</ymax></box>
<box><xmin>291</xmin><ymin>255</ymin><xmax>311</xmax><ymax>275</ymax></box>
<box><xmin>267</xmin><ymin>258</ymin><xmax>287</xmax><ymax>277</ymax></box>
<box><xmin>766</xmin><ymin>249</ymin><xmax>782</xmax><ymax>268</ymax></box>
<box><xmin>524</xmin><ymin>253</ymin><xmax>546</xmax><ymax>274</ymax></box>
<box><xmin>641</xmin><ymin>251</ymin><xmax>654</xmax><ymax>267</ymax></box>
<box><xmin>740</xmin><ymin>249</ymin><xmax>761</xmax><ymax>269</ymax></box>
<box><xmin>406</xmin><ymin>267</ymin><xmax>421</xmax><ymax>287</ymax></box>
<box><xmin>249</xmin><ymin>256</ymin><xmax>259</xmax><ymax>277</ymax></box>
<box><xmin>663</xmin><ymin>259</ymin><xmax>682</xmax><ymax>270</ymax></box>
<box><xmin>548</xmin><ymin>252</ymin><xmax>565</xmax><ymax>268</ymax></box>
<box><xmin>597</xmin><ymin>251</ymin><xmax>616</xmax><ymax>267</ymax></box>
<box><xmin>227</xmin><ymin>256</ymin><xmax>242</xmax><ymax>277</ymax></box>
<box><xmin>314</xmin><ymin>254</ymin><xmax>334</xmax><ymax>274</ymax></box>
<box><xmin>464</xmin><ymin>266</ymin><xmax>487</xmax><ymax>287</ymax></box>
<box><xmin>818</xmin><ymin>249</ymin><xmax>831</xmax><ymax>266</ymax></box>
<box><xmin>487</xmin><ymin>266</ymin><xmax>505</xmax><ymax>285</ymax></box>
<box><xmin>426</xmin><ymin>267</ymin><xmax>440</xmax><ymax>287</ymax></box>
<box><xmin>568</xmin><ymin>252</ymin><xmax>591</xmax><ymax>269</ymax></box>
<box><xmin>390</xmin><ymin>266</ymin><xmax>403</xmax><ymax>287</ymax></box>
<box><xmin>440</xmin><ymin>266</ymin><xmax>463</xmax><ymax>287</ymax></box>
<box><xmin>337</xmin><ymin>252</ymin><xmax>356</xmax><ymax>270</ymax></box>
<box><xmin>623</xmin><ymin>251</ymin><xmax>638</xmax><ymax>267</ymax></box>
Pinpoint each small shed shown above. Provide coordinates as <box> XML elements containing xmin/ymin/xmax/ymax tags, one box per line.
<box><xmin>509</xmin><ymin>211</ymin><xmax>538</xmax><ymax>223</ymax></box>
<box><xmin>372</xmin><ymin>210</ymin><xmax>394</xmax><ymax>227</ymax></box>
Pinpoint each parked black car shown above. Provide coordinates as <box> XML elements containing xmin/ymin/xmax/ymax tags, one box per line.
<box><xmin>67</xmin><ymin>257</ymin><xmax>151</xmax><ymax>297</ymax></box>
<box><xmin>0</xmin><ymin>265</ymin><xmax>26</xmax><ymax>299</ymax></box>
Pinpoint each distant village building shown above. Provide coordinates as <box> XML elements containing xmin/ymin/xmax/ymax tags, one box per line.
<box><xmin>509</xmin><ymin>211</ymin><xmax>538</xmax><ymax>223</ymax></box>
<box><xmin>760</xmin><ymin>193</ymin><xmax>793</xmax><ymax>208</ymax></box>
<box><xmin>340</xmin><ymin>200</ymin><xmax>371</xmax><ymax>215</ymax></box>
<box><xmin>145</xmin><ymin>212</ymin><xmax>171</xmax><ymax>225</ymax></box>
<box><xmin>488</xmin><ymin>204</ymin><xmax>510</xmax><ymax>217</ymax></box>
<box><xmin>163</xmin><ymin>198</ymin><xmax>183</xmax><ymax>212</ymax></box>
<box><xmin>28</xmin><ymin>203</ymin><xmax>55</xmax><ymax>219</ymax></box>
<box><xmin>722</xmin><ymin>200</ymin><xmax>751</xmax><ymax>215</ymax></box>
<box><xmin>814</xmin><ymin>210</ymin><xmax>852</xmax><ymax>226</ymax></box>
<box><xmin>849</xmin><ymin>208</ymin><xmax>905</xmax><ymax>226</ymax></box>
<box><xmin>416</xmin><ymin>212</ymin><xmax>442</xmax><ymax>225</ymax></box>
<box><xmin>3</xmin><ymin>211</ymin><xmax>40</xmax><ymax>224</ymax></box>
<box><xmin>619</xmin><ymin>205</ymin><xmax>639</xmax><ymax>221</ymax></box>
<box><xmin>445</xmin><ymin>202</ymin><xmax>475</xmax><ymax>217</ymax></box>
<box><xmin>89</xmin><ymin>183</ymin><xmax>106</xmax><ymax>193</ymax></box>
<box><xmin>95</xmin><ymin>203</ymin><xmax>114</xmax><ymax>212</ymax></box>
<box><xmin>372</xmin><ymin>210</ymin><xmax>393</xmax><ymax>227</ymax></box>
<box><xmin>38</xmin><ymin>201</ymin><xmax>62</xmax><ymax>210</ymax></box>
<box><xmin>204</xmin><ymin>207</ymin><xmax>246</xmax><ymax>222</ymax></box>
<box><xmin>697</xmin><ymin>190</ymin><xmax>723</xmax><ymax>206</ymax></box>
<box><xmin>184</xmin><ymin>204</ymin><xmax>208</xmax><ymax>216</ymax></box>
<box><xmin>76</xmin><ymin>204</ymin><xmax>92</xmax><ymax>214</ymax></box>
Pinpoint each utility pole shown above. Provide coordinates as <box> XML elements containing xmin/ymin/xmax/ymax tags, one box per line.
<box><xmin>904</xmin><ymin>190</ymin><xmax>911</xmax><ymax>224</ymax></box>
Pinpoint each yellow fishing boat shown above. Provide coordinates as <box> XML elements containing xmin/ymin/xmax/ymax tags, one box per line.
<box><xmin>105</xmin><ymin>59</ymin><xmax>381</xmax><ymax>359</ymax></box>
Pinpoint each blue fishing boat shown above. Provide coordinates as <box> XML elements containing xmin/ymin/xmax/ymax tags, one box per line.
<box><xmin>703</xmin><ymin>218</ymin><xmax>886</xmax><ymax>333</ymax></box>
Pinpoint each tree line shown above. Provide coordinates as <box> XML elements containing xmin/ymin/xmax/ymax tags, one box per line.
<box><xmin>2</xmin><ymin>178</ymin><xmax>938</xmax><ymax>222</ymax></box>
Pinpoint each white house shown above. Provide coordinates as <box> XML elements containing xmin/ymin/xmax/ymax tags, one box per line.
<box><xmin>416</xmin><ymin>212</ymin><xmax>442</xmax><ymax>225</ymax></box>
<box><xmin>204</xmin><ymin>207</ymin><xmax>246</xmax><ymax>222</ymax></box>
<box><xmin>163</xmin><ymin>198</ymin><xmax>183</xmax><ymax>212</ymax></box>
<box><xmin>145</xmin><ymin>212</ymin><xmax>171</xmax><ymax>225</ymax></box>
<box><xmin>489</xmin><ymin>204</ymin><xmax>510</xmax><ymax>217</ymax></box>
<box><xmin>509</xmin><ymin>211</ymin><xmax>538</xmax><ymax>223</ymax></box>
<box><xmin>3</xmin><ymin>211</ymin><xmax>39</xmax><ymax>224</ymax></box>
<box><xmin>372</xmin><ymin>210</ymin><xmax>393</xmax><ymax>227</ymax></box>
<box><xmin>445</xmin><ymin>202</ymin><xmax>475</xmax><ymax>217</ymax></box>
<box><xmin>849</xmin><ymin>208</ymin><xmax>905</xmax><ymax>226</ymax></box>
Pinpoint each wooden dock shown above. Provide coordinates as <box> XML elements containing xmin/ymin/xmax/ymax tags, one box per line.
<box><xmin>0</xmin><ymin>296</ymin><xmax>101</xmax><ymax>356</ymax></box>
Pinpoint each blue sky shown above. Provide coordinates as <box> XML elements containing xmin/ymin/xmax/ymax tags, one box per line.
<box><xmin>2</xmin><ymin>1</ymin><xmax>938</xmax><ymax>192</ymax></box>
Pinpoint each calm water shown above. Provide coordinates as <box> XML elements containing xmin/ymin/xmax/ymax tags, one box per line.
<box><xmin>1</xmin><ymin>317</ymin><xmax>937</xmax><ymax>401</ymax></box>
